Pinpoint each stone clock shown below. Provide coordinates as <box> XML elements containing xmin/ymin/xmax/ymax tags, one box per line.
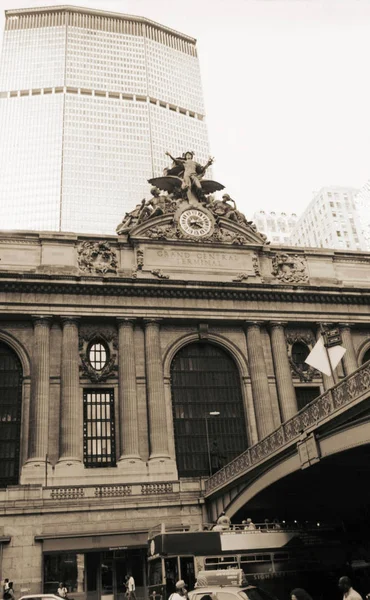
<box><xmin>178</xmin><ymin>208</ymin><xmax>213</xmax><ymax>238</ymax></box>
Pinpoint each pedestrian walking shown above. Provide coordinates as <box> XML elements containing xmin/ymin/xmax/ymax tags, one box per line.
<box><xmin>57</xmin><ymin>583</ymin><xmax>68</xmax><ymax>599</ymax></box>
<box><xmin>290</xmin><ymin>588</ymin><xmax>313</xmax><ymax>600</ymax></box>
<box><xmin>125</xmin><ymin>574</ymin><xmax>137</xmax><ymax>600</ymax></box>
<box><xmin>339</xmin><ymin>576</ymin><xmax>363</xmax><ymax>600</ymax></box>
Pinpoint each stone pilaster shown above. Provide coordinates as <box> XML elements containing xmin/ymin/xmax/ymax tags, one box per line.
<box><xmin>339</xmin><ymin>323</ymin><xmax>358</xmax><ymax>375</ymax></box>
<box><xmin>57</xmin><ymin>317</ymin><xmax>81</xmax><ymax>465</ymax></box>
<box><xmin>117</xmin><ymin>318</ymin><xmax>143</xmax><ymax>467</ymax></box>
<box><xmin>245</xmin><ymin>321</ymin><xmax>274</xmax><ymax>439</ymax></box>
<box><xmin>270</xmin><ymin>322</ymin><xmax>298</xmax><ymax>421</ymax></box>
<box><xmin>144</xmin><ymin>319</ymin><xmax>170</xmax><ymax>461</ymax></box>
<box><xmin>27</xmin><ymin>316</ymin><xmax>52</xmax><ymax>462</ymax></box>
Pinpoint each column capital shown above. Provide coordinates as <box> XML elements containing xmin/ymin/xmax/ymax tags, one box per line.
<box><xmin>60</xmin><ymin>316</ymin><xmax>80</xmax><ymax>326</ymax></box>
<box><xmin>244</xmin><ymin>320</ymin><xmax>264</xmax><ymax>329</ymax></box>
<box><xmin>143</xmin><ymin>318</ymin><xmax>163</xmax><ymax>326</ymax></box>
<box><xmin>269</xmin><ymin>321</ymin><xmax>288</xmax><ymax>329</ymax></box>
<box><xmin>339</xmin><ymin>322</ymin><xmax>353</xmax><ymax>329</ymax></box>
<box><xmin>117</xmin><ymin>317</ymin><xmax>137</xmax><ymax>327</ymax></box>
<box><xmin>31</xmin><ymin>315</ymin><xmax>53</xmax><ymax>327</ymax></box>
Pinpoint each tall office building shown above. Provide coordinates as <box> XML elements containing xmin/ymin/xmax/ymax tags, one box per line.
<box><xmin>354</xmin><ymin>180</ymin><xmax>370</xmax><ymax>251</ymax></box>
<box><xmin>0</xmin><ymin>6</ymin><xmax>210</xmax><ymax>234</ymax></box>
<box><xmin>289</xmin><ymin>186</ymin><xmax>367</xmax><ymax>251</ymax></box>
<box><xmin>252</xmin><ymin>210</ymin><xmax>298</xmax><ymax>244</ymax></box>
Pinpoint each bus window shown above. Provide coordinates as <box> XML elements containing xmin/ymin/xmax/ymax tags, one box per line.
<box><xmin>192</xmin><ymin>595</ymin><xmax>215</xmax><ymax>600</ymax></box>
<box><xmin>180</xmin><ymin>556</ymin><xmax>196</xmax><ymax>591</ymax></box>
<box><xmin>205</xmin><ymin>556</ymin><xmax>238</xmax><ymax>570</ymax></box>
<box><xmin>165</xmin><ymin>557</ymin><xmax>179</xmax><ymax>596</ymax></box>
<box><xmin>149</xmin><ymin>558</ymin><xmax>163</xmax><ymax>586</ymax></box>
<box><xmin>239</xmin><ymin>589</ymin><xmax>278</xmax><ymax>600</ymax></box>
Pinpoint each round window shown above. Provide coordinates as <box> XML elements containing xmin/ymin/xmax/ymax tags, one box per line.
<box><xmin>89</xmin><ymin>342</ymin><xmax>108</xmax><ymax>371</ymax></box>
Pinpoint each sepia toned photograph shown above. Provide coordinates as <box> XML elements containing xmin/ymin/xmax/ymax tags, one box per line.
<box><xmin>0</xmin><ymin>2</ymin><xmax>370</xmax><ymax>600</ymax></box>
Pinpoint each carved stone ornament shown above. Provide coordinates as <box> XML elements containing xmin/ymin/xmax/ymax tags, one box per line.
<box><xmin>252</xmin><ymin>253</ymin><xmax>262</xmax><ymax>277</ymax></box>
<box><xmin>77</xmin><ymin>241</ymin><xmax>118</xmax><ymax>275</ymax></box>
<box><xmin>286</xmin><ymin>330</ymin><xmax>320</xmax><ymax>382</ymax></box>
<box><xmin>79</xmin><ymin>329</ymin><xmax>118</xmax><ymax>382</ymax></box>
<box><xmin>151</xmin><ymin>269</ymin><xmax>170</xmax><ymax>279</ymax></box>
<box><xmin>271</xmin><ymin>253</ymin><xmax>309</xmax><ymax>284</ymax></box>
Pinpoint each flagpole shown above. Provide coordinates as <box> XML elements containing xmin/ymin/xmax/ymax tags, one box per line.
<box><xmin>320</xmin><ymin>323</ymin><xmax>337</xmax><ymax>384</ymax></box>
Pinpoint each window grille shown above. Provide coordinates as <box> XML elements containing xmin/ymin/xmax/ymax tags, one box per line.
<box><xmin>295</xmin><ymin>386</ymin><xmax>321</xmax><ymax>411</ymax></box>
<box><xmin>171</xmin><ymin>342</ymin><xmax>247</xmax><ymax>477</ymax></box>
<box><xmin>362</xmin><ymin>348</ymin><xmax>370</xmax><ymax>365</ymax></box>
<box><xmin>83</xmin><ymin>389</ymin><xmax>116</xmax><ymax>467</ymax></box>
<box><xmin>0</xmin><ymin>342</ymin><xmax>23</xmax><ymax>487</ymax></box>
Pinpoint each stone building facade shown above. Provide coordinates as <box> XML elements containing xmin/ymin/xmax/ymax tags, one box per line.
<box><xmin>1</xmin><ymin>201</ymin><xmax>370</xmax><ymax>598</ymax></box>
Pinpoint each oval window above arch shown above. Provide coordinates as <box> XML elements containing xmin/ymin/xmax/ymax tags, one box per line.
<box><xmin>88</xmin><ymin>342</ymin><xmax>108</xmax><ymax>371</ymax></box>
<box><xmin>291</xmin><ymin>341</ymin><xmax>310</xmax><ymax>371</ymax></box>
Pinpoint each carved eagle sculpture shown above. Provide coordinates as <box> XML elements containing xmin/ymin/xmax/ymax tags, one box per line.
<box><xmin>147</xmin><ymin>175</ymin><xmax>225</xmax><ymax>195</ymax></box>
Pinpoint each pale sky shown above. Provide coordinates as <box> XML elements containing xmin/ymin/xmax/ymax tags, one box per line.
<box><xmin>1</xmin><ymin>0</ymin><xmax>370</xmax><ymax>220</ymax></box>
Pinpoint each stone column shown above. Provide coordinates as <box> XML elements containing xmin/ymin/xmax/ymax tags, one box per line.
<box><xmin>245</xmin><ymin>321</ymin><xmax>274</xmax><ymax>439</ymax></box>
<box><xmin>316</xmin><ymin>324</ymin><xmax>336</xmax><ymax>389</ymax></box>
<box><xmin>27</xmin><ymin>316</ymin><xmax>52</xmax><ymax>462</ymax></box>
<box><xmin>339</xmin><ymin>323</ymin><xmax>358</xmax><ymax>375</ymax></box>
<box><xmin>117</xmin><ymin>318</ymin><xmax>142</xmax><ymax>462</ymax></box>
<box><xmin>144</xmin><ymin>319</ymin><xmax>170</xmax><ymax>460</ymax></box>
<box><xmin>58</xmin><ymin>317</ymin><xmax>81</xmax><ymax>464</ymax></box>
<box><xmin>269</xmin><ymin>322</ymin><xmax>298</xmax><ymax>421</ymax></box>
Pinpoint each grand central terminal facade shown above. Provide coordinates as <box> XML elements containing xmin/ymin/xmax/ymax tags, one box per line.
<box><xmin>1</xmin><ymin>175</ymin><xmax>370</xmax><ymax>598</ymax></box>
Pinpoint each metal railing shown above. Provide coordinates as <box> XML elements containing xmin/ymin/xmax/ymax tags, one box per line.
<box><xmin>205</xmin><ymin>360</ymin><xmax>370</xmax><ymax>495</ymax></box>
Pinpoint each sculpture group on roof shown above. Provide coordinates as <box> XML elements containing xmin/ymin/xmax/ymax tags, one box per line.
<box><xmin>116</xmin><ymin>151</ymin><xmax>267</xmax><ymax>242</ymax></box>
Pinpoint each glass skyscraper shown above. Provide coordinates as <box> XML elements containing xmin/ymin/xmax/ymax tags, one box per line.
<box><xmin>0</xmin><ymin>6</ymin><xmax>210</xmax><ymax>234</ymax></box>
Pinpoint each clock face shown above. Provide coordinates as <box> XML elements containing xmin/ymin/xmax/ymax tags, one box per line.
<box><xmin>179</xmin><ymin>209</ymin><xmax>212</xmax><ymax>237</ymax></box>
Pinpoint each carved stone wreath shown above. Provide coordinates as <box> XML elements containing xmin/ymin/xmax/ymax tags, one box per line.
<box><xmin>286</xmin><ymin>330</ymin><xmax>320</xmax><ymax>382</ymax></box>
<box><xmin>77</xmin><ymin>241</ymin><xmax>118</xmax><ymax>275</ymax></box>
<box><xmin>271</xmin><ymin>253</ymin><xmax>309</xmax><ymax>284</ymax></box>
<box><xmin>79</xmin><ymin>330</ymin><xmax>118</xmax><ymax>382</ymax></box>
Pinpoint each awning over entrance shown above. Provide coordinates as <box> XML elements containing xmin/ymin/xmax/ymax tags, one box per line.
<box><xmin>35</xmin><ymin>530</ymin><xmax>148</xmax><ymax>552</ymax></box>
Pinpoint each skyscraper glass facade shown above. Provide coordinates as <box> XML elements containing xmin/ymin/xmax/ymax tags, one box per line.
<box><xmin>0</xmin><ymin>7</ymin><xmax>210</xmax><ymax>234</ymax></box>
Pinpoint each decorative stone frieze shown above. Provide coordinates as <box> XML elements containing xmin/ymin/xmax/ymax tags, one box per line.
<box><xmin>95</xmin><ymin>485</ymin><xmax>132</xmax><ymax>497</ymax></box>
<box><xmin>50</xmin><ymin>487</ymin><xmax>85</xmax><ymax>500</ymax></box>
<box><xmin>271</xmin><ymin>253</ymin><xmax>309</xmax><ymax>283</ymax></box>
<box><xmin>141</xmin><ymin>482</ymin><xmax>173</xmax><ymax>494</ymax></box>
<box><xmin>77</xmin><ymin>240</ymin><xmax>118</xmax><ymax>274</ymax></box>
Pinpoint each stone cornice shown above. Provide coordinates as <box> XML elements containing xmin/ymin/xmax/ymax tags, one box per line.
<box><xmin>0</xmin><ymin>275</ymin><xmax>370</xmax><ymax>306</ymax></box>
<box><xmin>0</xmin><ymin>277</ymin><xmax>370</xmax><ymax>306</ymax></box>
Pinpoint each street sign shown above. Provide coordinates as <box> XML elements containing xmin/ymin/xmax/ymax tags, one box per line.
<box><xmin>323</xmin><ymin>328</ymin><xmax>342</xmax><ymax>348</ymax></box>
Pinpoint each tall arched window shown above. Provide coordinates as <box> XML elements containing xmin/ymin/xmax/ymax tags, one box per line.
<box><xmin>170</xmin><ymin>342</ymin><xmax>248</xmax><ymax>477</ymax></box>
<box><xmin>0</xmin><ymin>342</ymin><xmax>23</xmax><ymax>487</ymax></box>
<box><xmin>362</xmin><ymin>347</ymin><xmax>370</xmax><ymax>365</ymax></box>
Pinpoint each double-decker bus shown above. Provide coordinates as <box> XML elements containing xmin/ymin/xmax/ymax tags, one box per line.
<box><xmin>147</xmin><ymin>522</ymin><xmax>347</xmax><ymax>600</ymax></box>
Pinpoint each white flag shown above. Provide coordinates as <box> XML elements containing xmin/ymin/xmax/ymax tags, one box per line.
<box><xmin>305</xmin><ymin>336</ymin><xmax>346</xmax><ymax>376</ymax></box>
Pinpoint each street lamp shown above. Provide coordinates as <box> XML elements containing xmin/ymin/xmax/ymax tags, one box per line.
<box><xmin>205</xmin><ymin>411</ymin><xmax>220</xmax><ymax>477</ymax></box>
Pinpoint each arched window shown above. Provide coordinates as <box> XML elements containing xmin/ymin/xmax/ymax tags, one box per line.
<box><xmin>0</xmin><ymin>342</ymin><xmax>23</xmax><ymax>487</ymax></box>
<box><xmin>170</xmin><ymin>342</ymin><xmax>248</xmax><ymax>477</ymax></box>
<box><xmin>292</xmin><ymin>342</ymin><xmax>310</xmax><ymax>371</ymax></box>
<box><xmin>362</xmin><ymin>347</ymin><xmax>370</xmax><ymax>365</ymax></box>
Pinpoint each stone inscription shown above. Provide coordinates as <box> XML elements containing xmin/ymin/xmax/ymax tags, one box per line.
<box><xmin>145</xmin><ymin>246</ymin><xmax>253</xmax><ymax>272</ymax></box>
